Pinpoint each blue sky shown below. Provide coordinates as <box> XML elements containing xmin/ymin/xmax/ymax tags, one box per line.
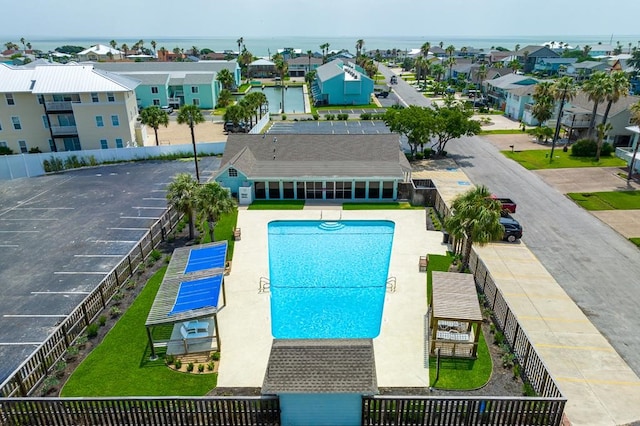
<box><xmin>2</xmin><ymin>0</ymin><xmax>639</xmax><ymax>39</ymax></box>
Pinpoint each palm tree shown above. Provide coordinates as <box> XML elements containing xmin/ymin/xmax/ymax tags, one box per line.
<box><xmin>508</xmin><ymin>59</ymin><xmax>522</xmax><ymax>73</ymax></box>
<box><xmin>121</xmin><ymin>43</ymin><xmax>129</xmax><ymax>55</ymax></box>
<box><xmin>444</xmin><ymin>185</ymin><xmax>504</xmax><ymax>271</ymax></box>
<box><xmin>20</xmin><ymin>37</ymin><xmax>25</xmax><ymax>50</ymax></box>
<box><xmin>236</xmin><ymin>37</ymin><xmax>244</xmax><ymax>55</ymax></box>
<box><xmin>158</xmin><ymin>47</ymin><xmax>167</xmax><ymax>61</ymax></box>
<box><xmin>320</xmin><ymin>43</ymin><xmax>330</xmax><ymax>63</ymax></box>
<box><xmin>109</xmin><ymin>40</ymin><xmax>117</xmax><ymax>49</ymax></box>
<box><xmin>137</xmin><ymin>39</ymin><xmax>144</xmax><ymax>52</ymax></box>
<box><xmin>583</xmin><ymin>71</ymin><xmax>609</xmax><ymax>138</ymax></box>
<box><xmin>195</xmin><ymin>182</ymin><xmax>237</xmax><ymax>243</ymax></box>
<box><xmin>273</xmin><ymin>53</ymin><xmax>288</xmax><ymax>83</ymax></box>
<box><xmin>549</xmin><ymin>76</ymin><xmax>577</xmax><ymax>159</ymax></box>
<box><xmin>306</xmin><ymin>49</ymin><xmax>313</xmax><ymax>74</ymax></box>
<box><xmin>26</xmin><ymin>42</ymin><xmax>31</xmax><ymax>51</ymax></box>
<box><xmin>514</xmin><ymin>44</ymin><xmax>521</xmax><ymax>52</ymax></box>
<box><xmin>166</xmin><ymin>173</ymin><xmax>198</xmax><ymax>240</ymax></box>
<box><xmin>356</xmin><ymin>39</ymin><xmax>364</xmax><ymax>57</ymax></box>
<box><xmin>177</xmin><ymin>105</ymin><xmax>205</xmax><ymax>182</ymax></box>
<box><xmin>601</xmin><ymin>71</ymin><xmax>630</xmax><ymax>127</ymax></box>
<box><xmin>150</xmin><ymin>40</ymin><xmax>157</xmax><ymax>53</ymax></box>
<box><xmin>139</xmin><ymin>106</ymin><xmax>169</xmax><ymax>146</ymax></box>
<box><xmin>191</xmin><ymin>46</ymin><xmax>199</xmax><ymax>57</ymax></box>
<box><xmin>627</xmin><ymin>101</ymin><xmax>640</xmax><ymax>181</ymax></box>
<box><xmin>217</xmin><ymin>68</ymin><xmax>235</xmax><ymax>90</ymax></box>
<box><xmin>476</xmin><ymin>64</ymin><xmax>488</xmax><ymax>94</ymax></box>
<box><xmin>532</xmin><ymin>81</ymin><xmax>555</xmax><ymax>126</ymax></box>
<box><xmin>431</xmin><ymin>63</ymin><xmax>445</xmax><ymax>82</ymax></box>
<box><xmin>421</xmin><ymin>42</ymin><xmax>431</xmax><ymax>59</ymax></box>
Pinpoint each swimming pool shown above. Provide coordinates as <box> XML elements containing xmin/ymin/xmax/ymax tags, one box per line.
<box><xmin>247</xmin><ymin>86</ymin><xmax>305</xmax><ymax>114</ymax></box>
<box><xmin>268</xmin><ymin>220</ymin><xmax>395</xmax><ymax>339</ymax></box>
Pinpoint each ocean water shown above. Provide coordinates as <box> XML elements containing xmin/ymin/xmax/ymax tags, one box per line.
<box><xmin>10</xmin><ymin>34</ymin><xmax>640</xmax><ymax>57</ymax></box>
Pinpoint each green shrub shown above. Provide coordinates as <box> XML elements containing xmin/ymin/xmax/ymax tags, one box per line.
<box><xmin>211</xmin><ymin>352</ymin><xmax>221</xmax><ymax>361</ymax></box>
<box><xmin>324</xmin><ymin>113</ymin><xmax>335</xmax><ymax>120</ymax></box>
<box><xmin>186</xmin><ymin>362</ymin><xmax>194</xmax><ymax>373</ymax></box>
<box><xmin>571</xmin><ymin>138</ymin><xmax>597</xmax><ymax>157</ymax></box>
<box><xmin>312</xmin><ymin>113</ymin><xmax>319</xmax><ymax>120</ymax></box>
<box><xmin>75</xmin><ymin>334</ymin><xmax>88</xmax><ymax>348</ymax></box>
<box><xmin>601</xmin><ymin>142</ymin><xmax>614</xmax><ymax>156</ymax></box>
<box><xmin>415</xmin><ymin>152</ymin><xmax>424</xmax><ymax>160</ymax></box>
<box><xmin>40</xmin><ymin>376</ymin><xmax>60</xmax><ymax>396</ymax></box>
<box><xmin>0</xmin><ymin>146</ymin><xmax>15</xmax><ymax>155</ymax></box>
<box><xmin>198</xmin><ymin>364</ymin><xmax>205</xmax><ymax>373</ymax></box>
<box><xmin>87</xmin><ymin>155</ymin><xmax>98</xmax><ymax>166</ymax></box>
<box><xmin>150</xmin><ymin>249</ymin><xmax>162</xmax><ymax>261</ymax></box>
<box><xmin>281</xmin><ymin>114</ymin><xmax>287</xmax><ymax>121</ymax></box>
<box><xmin>174</xmin><ymin>359</ymin><xmax>182</xmax><ymax>370</ymax></box>
<box><xmin>125</xmin><ymin>279</ymin><xmax>137</xmax><ymax>290</ymax></box>
<box><xmin>29</xmin><ymin>147</ymin><xmax>42</xmax><ymax>154</ymax></box>
<box><xmin>55</xmin><ymin>360</ymin><xmax>67</xmax><ymax>378</ymax></box>
<box><xmin>66</xmin><ymin>345</ymin><xmax>79</xmax><ymax>361</ymax></box>
<box><xmin>360</xmin><ymin>112</ymin><xmax>372</xmax><ymax>120</ymax></box>
<box><xmin>98</xmin><ymin>315</ymin><xmax>107</xmax><ymax>327</ymax></box>
<box><xmin>109</xmin><ymin>306</ymin><xmax>121</xmax><ymax>318</ymax></box>
<box><xmin>493</xmin><ymin>331</ymin><xmax>505</xmax><ymax>345</ymax></box>
<box><xmin>207</xmin><ymin>361</ymin><xmax>215</xmax><ymax>371</ymax></box>
<box><xmin>112</xmin><ymin>290</ymin><xmax>124</xmax><ymax>304</ymax></box>
<box><xmin>523</xmin><ymin>382</ymin><xmax>537</xmax><ymax>396</ymax></box>
<box><xmin>165</xmin><ymin>355</ymin><xmax>176</xmax><ymax>365</ymax></box>
<box><xmin>86</xmin><ymin>323</ymin><xmax>99</xmax><ymax>339</ymax></box>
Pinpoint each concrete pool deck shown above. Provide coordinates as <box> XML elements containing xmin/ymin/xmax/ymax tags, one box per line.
<box><xmin>216</xmin><ymin>207</ymin><xmax>448</xmax><ymax>388</ymax></box>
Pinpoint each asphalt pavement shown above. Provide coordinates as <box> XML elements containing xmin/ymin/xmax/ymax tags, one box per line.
<box><xmin>0</xmin><ymin>157</ymin><xmax>220</xmax><ymax>383</ymax></box>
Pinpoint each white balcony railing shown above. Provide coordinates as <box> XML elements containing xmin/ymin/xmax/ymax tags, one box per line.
<box><xmin>45</xmin><ymin>101</ymin><xmax>74</xmax><ymax>111</ymax></box>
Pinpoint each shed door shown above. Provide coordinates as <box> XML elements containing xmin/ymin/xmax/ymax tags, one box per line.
<box><xmin>280</xmin><ymin>393</ymin><xmax>361</xmax><ymax>426</ymax></box>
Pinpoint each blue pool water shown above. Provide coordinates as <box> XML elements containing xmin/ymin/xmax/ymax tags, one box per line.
<box><xmin>268</xmin><ymin>220</ymin><xmax>395</xmax><ymax>339</ymax></box>
<box><xmin>248</xmin><ymin>86</ymin><xmax>305</xmax><ymax>114</ymax></box>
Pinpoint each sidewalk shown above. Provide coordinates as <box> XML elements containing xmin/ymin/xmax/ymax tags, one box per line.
<box><xmin>423</xmin><ymin>163</ymin><xmax>640</xmax><ymax>426</ymax></box>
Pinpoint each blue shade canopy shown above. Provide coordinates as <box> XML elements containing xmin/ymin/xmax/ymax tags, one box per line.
<box><xmin>184</xmin><ymin>242</ymin><xmax>227</xmax><ymax>273</ymax></box>
<box><xmin>169</xmin><ymin>274</ymin><xmax>223</xmax><ymax>315</ymax></box>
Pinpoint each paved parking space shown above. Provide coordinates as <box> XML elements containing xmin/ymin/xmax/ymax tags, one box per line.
<box><xmin>0</xmin><ymin>158</ymin><xmax>219</xmax><ymax>382</ymax></box>
<box><xmin>318</xmin><ymin>108</ymin><xmax>387</xmax><ymax>115</ymax></box>
<box><xmin>267</xmin><ymin>120</ymin><xmax>392</xmax><ymax>135</ymax></box>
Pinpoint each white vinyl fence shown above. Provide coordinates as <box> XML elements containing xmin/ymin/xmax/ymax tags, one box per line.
<box><xmin>0</xmin><ymin>142</ymin><xmax>226</xmax><ymax>180</ymax></box>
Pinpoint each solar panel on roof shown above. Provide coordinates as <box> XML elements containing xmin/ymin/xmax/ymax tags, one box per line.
<box><xmin>169</xmin><ymin>274</ymin><xmax>223</xmax><ymax>315</ymax></box>
<box><xmin>184</xmin><ymin>242</ymin><xmax>227</xmax><ymax>273</ymax></box>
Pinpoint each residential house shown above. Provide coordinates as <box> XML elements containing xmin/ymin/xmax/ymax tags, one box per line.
<box><xmin>77</xmin><ymin>44</ymin><xmax>124</xmax><ymax>61</ymax></box>
<box><xmin>587</xmin><ymin>44</ymin><xmax>616</xmax><ymax>57</ymax></box>
<box><xmin>450</xmin><ymin>59</ymin><xmax>474</xmax><ymax>82</ymax></box>
<box><xmin>560</xmin><ymin>91</ymin><xmax>640</xmax><ymax>146</ymax></box>
<box><xmin>248</xmin><ymin>59</ymin><xmax>277</xmax><ymax>78</ymax></box>
<box><xmin>90</xmin><ymin>61</ymin><xmax>241</xmax><ymax>109</ymax></box>
<box><xmin>562</xmin><ymin>60</ymin><xmax>609</xmax><ymax>82</ymax></box>
<box><xmin>286</xmin><ymin>56</ymin><xmax>323</xmax><ymax>77</ymax></box>
<box><xmin>0</xmin><ymin>63</ymin><xmax>139</xmax><ymax>153</ymax></box>
<box><xmin>214</xmin><ymin>134</ymin><xmax>411</xmax><ymax>204</ymax></box>
<box><xmin>311</xmin><ymin>59</ymin><xmax>374</xmax><ymax>106</ymax></box>
<box><xmin>483</xmin><ymin>73</ymin><xmax>539</xmax><ymax>112</ymax></box>
<box><xmin>533</xmin><ymin>57</ymin><xmax>577</xmax><ymax>76</ymax></box>
<box><xmin>506</xmin><ymin>85</ymin><xmax>538</xmax><ymax>124</ymax></box>
<box><xmin>514</xmin><ymin>45</ymin><xmax>560</xmax><ymax>73</ymax></box>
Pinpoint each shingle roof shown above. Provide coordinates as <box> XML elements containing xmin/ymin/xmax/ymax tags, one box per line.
<box><xmin>287</xmin><ymin>56</ymin><xmax>323</xmax><ymax>66</ymax></box>
<box><xmin>431</xmin><ymin>272</ymin><xmax>483</xmax><ymax>322</ymax></box>
<box><xmin>262</xmin><ymin>339</ymin><xmax>377</xmax><ymax>394</ymax></box>
<box><xmin>485</xmin><ymin>73</ymin><xmax>538</xmax><ymax>90</ymax></box>
<box><xmin>250</xmin><ymin>58</ymin><xmax>275</xmax><ymax>66</ymax></box>
<box><xmin>183</xmin><ymin>73</ymin><xmax>215</xmax><ymax>85</ymax></box>
<box><xmin>219</xmin><ymin>134</ymin><xmax>410</xmax><ymax>180</ymax></box>
<box><xmin>119</xmin><ymin>72</ymin><xmax>170</xmax><ymax>85</ymax></box>
<box><xmin>569</xmin><ymin>92</ymin><xmax>640</xmax><ymax>118</ymax></box>
<box><xmin>316</xmin><ymin>59</ymin><xmax>344</xmax><ymax>82</ymax></box>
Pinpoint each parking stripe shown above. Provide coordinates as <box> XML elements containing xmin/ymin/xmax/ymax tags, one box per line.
<box><xmin>54</xmin><ymin>271</ymin><xmax>109</xmax><ymax>275</ymax></box>
<box><xmin>119</xmin><ymin>216</ymin><xmax>158</xmax><ymax>220</ymax></box>
<box><xmin>0</xmin><ymin>342</ymin><xmax>43</xmax><ymax>346</ymax></box>
<box><xmin>31</xmin><ymin>291</ymin><xmax>91</xmax><ymax>295</ymax></box>
<box><xmin>108</xmin><ymin>227</ymin><xmax>149</xmax><ymax>231</ymax></box>
<box><xmin>74</xmin><ymin>254</ymin><xmax>123</xmax><ymax>258</ymax></box>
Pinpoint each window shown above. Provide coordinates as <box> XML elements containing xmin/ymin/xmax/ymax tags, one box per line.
<box><xmin>91</xmin><ymin>92</ymin><xmax>99</xmax><ymax>103</ymax></box>
<box><xmin>111</xmin><ymin>115</ymin><xmax>119</xmax><ymax>126</ymax></box>
<box><xmin>18</xmin><ymin>141</ymin><xmax>27</xmax><ymax>153</ymax></box>
<box><xmin>95</xmin><ymin>116</ymin><xmax>104</xmax><ymax>127</ymax></box>
<box><xmin>228</xmin><ymin>167</ymin><xmax>238</xmax><ymax>177</ymax></box>
<box><xmin>100</xmin><ymin>139</ymin><xmax>108</xmax><ymax>149</ymax></box>
<box><xmin>42</xmin><ymin>115</ymin><xmax>49</xmax><ymax>129</ymax></box>
<box><xmin>191</xmin><ymin>86</ymin><xmax>199</xmax><ymax>94</ymax></box>
<box><xmin>6</xmin><ymin>94</ymin><xmax>15</xmax><ymax>105</ymax></box>
<box><xmin>107</xmin><ymin>92</ymin><xmax>115</xmax><ymax>102</ymax></box>
<box><xmin>11</xmin><ymin>116</ymin><xmax>21</xmax><ymax>130</ymax></box>
<box><xmin>0</xmin><ymin>141</ymin><xmax>7</xmax><ymax>148</ymax></box>
<box><xmin>153</xmin><ymin>99</ymin><xmax>160</xmax><ymax>106</ymax></box>
<box><xmin>151</xmin><ymin>86</ymin><xmax>159</xmax><ymax>94</ymax></box>
<box><xmin>192</xmin><ymin>98</ymin><xmax>200</xmax><ymax>106</ymax></box>
<box><xmin>48</xmin><ymin>139</ymin><xmax>55</xmax><ymax>151</ymax></box>
<box><xmin>37</xmin><ymin>94</ymin><xmax>44</xmax><ymax>105</ymax></box>
<box><xmin>115</xmin><ymin>138</ymin><xmax>123</xmax><ymax>148</ymax></box>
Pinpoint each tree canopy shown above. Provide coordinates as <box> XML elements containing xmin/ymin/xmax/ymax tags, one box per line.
<box><xmin>139</xmin><ymin>106</ymin><xmax>169</xmax><ymax>146</ymax></box>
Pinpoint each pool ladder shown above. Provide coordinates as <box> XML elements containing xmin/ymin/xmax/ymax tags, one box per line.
<box><xmin>386</xmin><ymin>277</ymin><xmax>396</xmax><ymax>293</ymax></box>
<box><xmin>259</xmin><ymin>277</ymin><xmax>270</xmax><ymax>293</ymax></box>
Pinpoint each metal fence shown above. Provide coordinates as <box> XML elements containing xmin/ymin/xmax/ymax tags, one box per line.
<box><xmin>0</xmin><ymin>207</ymin><xmax>181</xmax><ymax>398</ymax></box>
<box><xmin>0</xmin><ymin>396</ymin><xmax>280</xmax><ymax>426</ymax></box>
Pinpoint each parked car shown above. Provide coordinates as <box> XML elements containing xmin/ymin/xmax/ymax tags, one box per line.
<box><xmin>160</xmin><ymin>106</ymin><xmax>173</xmax><ymax>114</ymax></box>
<box><xmin>375</xmin><ymin>91</ymin><xmax>389</xmax><ymax>98</ymax></box>
<box><xmin>500</xmin><ymin>216</ymin><xmax>522</xmax><ymax>243</ymax></box>
<box><xmin>224</xmin><ymin>121</ymin><xmax>249</xmax><ymax>133</ymax></box>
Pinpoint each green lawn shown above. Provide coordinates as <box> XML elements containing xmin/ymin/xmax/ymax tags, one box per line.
<box><xmin>567</xmin><ymin>191</ymin><xmax>640</xmax><ymax>210</ymax></box>
<box><xmin>247</xmin><ymin>200</ymin><xmax>305</xmax><ymax>210</ymax></box>
<box><xmin>425</xmin><ymin>253</ymin><xmax>492</xmax><ymax>389</ymax></box>
<box><xmin>342</xmin><ymin>202</ymin><xmax>422</xmax><ymax>210</ymax></box>
<box><xmin>630</xmin><ymin>238</ymin><xmax>640</xmax><ymax>247</ymax></box>
<box><xmin>503</xmin><ymin>149</ymin><xmax>626</xmax><ymax>170</ymax></box>
<box><xmin>61</xmin><ymin>267</ymin><xmax>217</xmax><ymax>396</ymax></box>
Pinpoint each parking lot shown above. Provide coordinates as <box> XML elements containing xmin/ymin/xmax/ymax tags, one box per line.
<box><xmin>0</xmin><ymin>158</ymin><xmax>219</xmax><ymax>382</ymax></box>
<box><xmin>267</xmin><ymin>120</ymin><xmax>393</xmax><ymax>135</ymax></box>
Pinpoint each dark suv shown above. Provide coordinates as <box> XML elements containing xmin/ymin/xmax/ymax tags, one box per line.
<box><xmin>500</xmin><ymin>216</ymin><xmax>522</xmax><ymax>243</ymax></box>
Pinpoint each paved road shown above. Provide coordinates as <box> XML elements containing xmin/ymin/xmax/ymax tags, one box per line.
<box><xmin>0</xmin><ymin>158</ymin><xmax>220</xmax><ymax>382</ymax></box>
<box><xmin>446</xmin><ymin>135</ymin><xmax>640</xmax><ymax>377</ymax></box>
<box><xmin>377</xmin><ymin>63</ymin><xmax>432</xmax><ymax>108</ymax></box>
<box><xmin>381</xmin><ymin>63</ymin><xmax>640</xmax><ymax>376</ymax></box>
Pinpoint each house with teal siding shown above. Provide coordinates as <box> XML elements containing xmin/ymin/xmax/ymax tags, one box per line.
<box><xmin>311</xmin><ymin>59</ymin><xmax>374</xmax><ymax>106</ymax></box>
<box><xmin>214</xmin><ymin>134</ymin><xmax>411</xmax><ymax>205</ymax></box>
<box><xmin>89</xmin><ymin>61</ymin><xmax>240</xmax><ymax>109</ymax></box>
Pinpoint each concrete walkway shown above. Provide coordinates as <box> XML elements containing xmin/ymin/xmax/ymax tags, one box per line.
<box><xmin>421</xmin><ymin>164</ymin><xmax>640</xmax><ymax>426</ymax></box>
<box><xmin>216</xmin><ymin>207</ymin><xmax>448</xmax><ymax>389</ymax></box>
